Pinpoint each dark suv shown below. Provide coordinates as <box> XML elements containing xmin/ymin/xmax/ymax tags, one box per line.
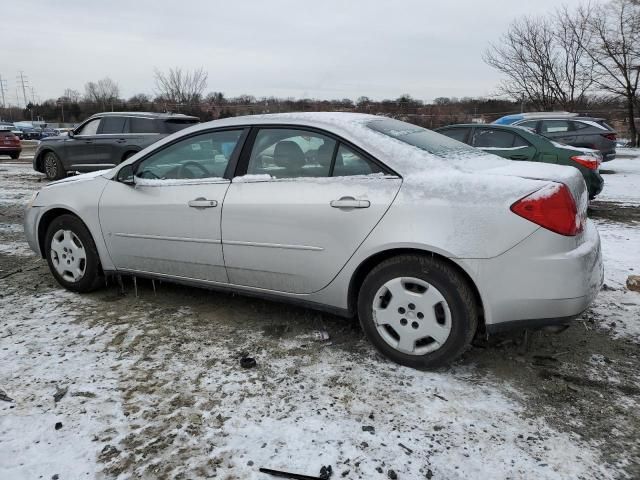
<box><xmin>34</xmin><ymin>112</ymin><xmax>199</xmax><ymax>179</ymax></box>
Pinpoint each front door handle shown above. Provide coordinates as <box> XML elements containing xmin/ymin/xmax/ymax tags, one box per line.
<box><xmin>116</xmin><ymin>139</ymin><xmax>127</xmax><ymax>143</ymax></box>
<box><xmin>330</xmin><ymin>196</ymin><xmax>370</xmax><ymax>209</ymax></box>
<box><xmin>188</xmin><ymin>198</ymin><xmax>218</xmax><ymax>208</ymax></box>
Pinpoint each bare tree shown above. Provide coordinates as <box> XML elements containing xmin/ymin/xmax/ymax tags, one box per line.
<box><xmin>568</xmin><ymin>0</ymin><xmax>640</xmax><ymax>145</ymax></box>
<box><xmin>484</xmin><ymin>13</ymin><xmax>595</xmax><ymax>110</ymax></box>
<box><xmin>84</xmin><ymin>78</ymin><xmax>120</xmax><ymax>109</ymax></box>
<box><xmin>154</xmin><ymin>67</ymin><xmax>208</xmax><ymax>105</ymax></box>
<box><xmin>61</xmin><ymin>88</ymin><xmax>81</xmax><ymax>103</ymax></box>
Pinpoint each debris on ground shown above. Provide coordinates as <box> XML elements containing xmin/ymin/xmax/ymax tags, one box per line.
<box><xmin>54</xmin><ymin>422</ymin><xmax>63</xmax><ymax>430</ymax></box>
<box><xmin>259</xmin><ymin>466</ymin><xmax>325</xmax><ymax>479</ymax></box>
<box><xmin>627</xmin><ymin>275</ymin><xmax>640</xmax><ymax>292</ymax></box>
<box><xmin>319</xmin><ymin>465</ymin><xmax>333</xmax><ymax>479</ymax></box>
<box><xmin>240</xmin><ymin>357</ymin><xmax>257</xmax><ymax>369</ymax></box>
<box><xmin>0</xmin><ymin>389</ymin><xmax>14</xmax><ymax>402</ymax></box>
<box><xmin>313</xmin><ymin>330</ymin><xmax>331</xmax><ymax>342</ymax></box>
<box><xmin>53</xmin><ymin>385</ymin><xmax>68</xmax><ymax>403</ymax></box>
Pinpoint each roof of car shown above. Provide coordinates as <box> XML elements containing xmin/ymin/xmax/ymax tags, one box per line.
<box><xmin>88</xmin><ymin>112</ymin><xmax>199</xmax><ymax>121</ymax></box>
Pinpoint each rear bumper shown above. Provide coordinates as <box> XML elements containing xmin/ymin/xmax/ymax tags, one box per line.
<box><xmin>468</xmin><ymin>220</ymin><xmax>603</xmax><ymax>331</ymax></box>
<box><xmin>0</xmin><ymin>146</ymin><xmax>22</xmax><ymax>153</ymax></box>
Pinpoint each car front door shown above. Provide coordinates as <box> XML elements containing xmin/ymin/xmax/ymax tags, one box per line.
<box><xmin>65</xmin><ymin>118</ymin><xmax>102</xmax><ymax>170</ymax></box>
<box><xmin>221</xmin><ymin>127</ymin><xmax>402</xmax><ymax>294</ymax></box>
<box><xmin>472</xmin><ymin>128</ymin><xmax>537</xmax><ymax>160</ymax></box>
<box><xmin>98</xmin><ymin>128</ymin><xmax>246</xmax><ymax>282</ymax></box>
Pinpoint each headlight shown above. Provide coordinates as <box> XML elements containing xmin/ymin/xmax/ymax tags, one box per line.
<box><xmin>26</xmin><ymin>192</ymin><xmax>39</xmax><ymax>208</ymax></box>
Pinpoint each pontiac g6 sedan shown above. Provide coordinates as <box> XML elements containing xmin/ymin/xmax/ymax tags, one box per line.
<box><xmin>24</xmin><ymin>113</ymin><xmax>603</xmax><ymax>369</ymax></box>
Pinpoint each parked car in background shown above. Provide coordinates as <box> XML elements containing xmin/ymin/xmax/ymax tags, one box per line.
<box><xmin>33</xmin><ymin>112</ymin><xmax>200</xmax><ymax>180</ymax></box>
<box><xmin>40</xmin><ymin>128</ymin><xmax>59</xmax><ymax>138</ymax></box>
<box><xmin>0</xmin><ymin>130</ymin><xmax>22</xmax><ymax>159</ymax></box>
<box><xmin>15</xmin><ymin>125</ymin><xmax>41</xmax><ymax>140</ymax></box>
<box><xmin>53</xmin><ymin>127</ymin><xmax>73</xmax><ymax>136</ymax></box>
<box><xmin>436</xmin><ymin>123</ymin><xmax>603</xmax><ymax>199</ymax></box>
<box><xmin>24</xmin><ymin>113</ymin><xmax>603</xmax><ymax>369</ymax></box>
<box><xmin>493</xmin><ymin>112</ymin><xmax>617</xmax><ymax>161</ymax></box>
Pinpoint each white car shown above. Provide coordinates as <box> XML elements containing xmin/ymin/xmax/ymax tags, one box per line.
<box><xmin>24</xmin><ymin>113</ymin><xmax>603</xmax><ymax>368</ymax></box>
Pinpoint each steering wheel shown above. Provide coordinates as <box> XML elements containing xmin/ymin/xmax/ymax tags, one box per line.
<box><xmin>179</xmin><ymin>161</ymin><xmax>210</xmax><ymax>179</ymax></box>
<box><xmin>137</xmin><ymin>169</ymin><xmax>160</xmax><ymax>179</ymax></box>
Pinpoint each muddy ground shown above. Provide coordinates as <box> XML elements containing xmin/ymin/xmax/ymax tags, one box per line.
<box><xmin>1</xmin><ymin>159</ymin><xmax>638</xmax><ymax>479</ymax></box>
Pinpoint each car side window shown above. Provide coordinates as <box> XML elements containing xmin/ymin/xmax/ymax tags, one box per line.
<box><xmin>541</xmin><ymin>120</ymin><xmax>572</xmax><ymax>134</ymax></box>
<box><xmin>135</xmin><ymin>130</ymin><xmax>242</xmax><ymax>181</ymax></box>
<box><xmin>129</xmin><ymin>117</ymin><xmax>157</xmax><ymax>134</ymax></box>
<box><xmin>571</xmin><ymin>121</ymin><xmax>590</xmax><ymax>130</ymax></box>
<box><xmin>473</xmin><ymin>129</ymin><xmax>516</xmax><ymax>148</ymax></box>
<box><xmin>518</xmin><ymin>120</ymin><xmax>539</xmax><ymax>130</ymax></box>
<box><xmin>246</xmin><ymin>129</ymin><xmax>336</xmax><ymax>179</ymax></box>
<box><xmin>333</xmin><ymin>144</ymin><xmax>384</xmax><ymax>176</ymax></box>
<box><xmin>438</xmin><ymin>128</ymin><xmax>470</xmax><ymax>144</ymax></box>
<box><xmin>76</xmin><ymin>119</ymin><xmax>100</xmax><ymax>136</ymax></box>
<box><xmin>100</xmin><ymin>116</ymin><xmax>126</xmax><ymax>134</ymax></box>
<box><xmin>513</xmin><ymin>135</ymin><xmax>531</xmax><ymax>147</ymax></box>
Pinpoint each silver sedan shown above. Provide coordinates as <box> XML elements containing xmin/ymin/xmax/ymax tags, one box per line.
<box><xmin>24</xmin><ymin>113</ymin><xmax>603</xmax><ymax>368</ymax></box>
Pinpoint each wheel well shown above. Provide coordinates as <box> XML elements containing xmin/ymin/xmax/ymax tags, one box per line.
<box><xmin>35</xmin><ymin>149</ymin><xmax>53</xmax><ymax>172</ymax></box>
<box><xmin>37</xmin><ymin>208</ymin><xmax>82</xmax><ymax>258</ymax></box>
<box><xmin>347</xmin><ymin>248</ymin><xmax>485</xmax><ymax>331</ymax></box>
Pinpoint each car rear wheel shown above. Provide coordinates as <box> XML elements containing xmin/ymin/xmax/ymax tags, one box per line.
<box><xmin>10</xmin><ymin>152</ymin><xmax>19</xmax><ymax>160</ymax></box>
<box><xmin>45</xmin><ymin>214</ymin><xmax>103</xmax><ymax>293</ymax></box>
<box><xmin>358</xmin><ymin>255</ymin><xmax>478</xmax><ymax>369</ymax></box>
<box><xmin>43</xmin><ymin>151</ymin><xmax>65</xmax><ymax>180</ymax></box>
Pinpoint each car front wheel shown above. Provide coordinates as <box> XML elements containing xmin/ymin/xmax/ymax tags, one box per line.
<box><xmin>43</xmin><ymin>151</ymin><xmax>65</xmax><ymax>180</ymax></box>
<box><xmin>358</xmin><ymin>255</ymin><xmax>478</xmax><ymax>369</ymax></box>
<box><xmin>45</xmin><ymin>214</ymin><xmax>103</xmax><ymax>292</ymax></box>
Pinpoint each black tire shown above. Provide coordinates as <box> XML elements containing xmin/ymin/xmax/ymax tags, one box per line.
<box><xmin>43</xmin><ymin>151</ymin><xmax>65</xmax><ymax>180</ymax></box>
<box><xmin>357</xmin><ymin>255</ymin><xmax>478</xmax><ymax>369</ymax></box>
<box><xmin>44</xmin><ymin>214</ymin><xmax>103</xmax><ymax>293</ymax></box>
<box><xmin>10</xmin><ymin>152</ymin><xmax>20</xmax><ymax>160</ymax></box>
<box><xmin>121</xmin><ymin>151</ymin><xmax>137</xmax><ymax>162</ymax></box>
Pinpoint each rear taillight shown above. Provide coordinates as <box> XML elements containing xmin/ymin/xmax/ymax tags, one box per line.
<box><xmin>510</xmin><ymin>183</ymin><xmax>582</xmax><ymax>236</ymax></box>
<box><xmin>571</xmin><ymin>155</ymin><xmax>600</xmax><ymax>170</ymax></box>
<box><xmin>601</xmin><ymin>133</ymin><xmax>616</xmax><ymax>141</ymax></box>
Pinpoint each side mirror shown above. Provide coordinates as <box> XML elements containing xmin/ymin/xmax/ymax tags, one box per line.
<box><xmin>68</xmin><ymin>130</ymin><xmax>75</xmax><ymax>138</ymax></box>
<box><xmin>117</xmin><ymin>164</ymin><xmax>135</xmax><ymax>185</ymax></box>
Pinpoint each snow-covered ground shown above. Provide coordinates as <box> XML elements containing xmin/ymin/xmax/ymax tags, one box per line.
<box><xmin>0</xmin><ymin>154</ymin><xmax>639</xmax><ymax>480</ymax></box>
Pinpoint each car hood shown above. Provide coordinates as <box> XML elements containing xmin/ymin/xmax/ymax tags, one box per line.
<box><xmin>46</xmin><ymin>169</ymin><xmax>114</xmax><ymax>187</ymax></box>
<box><xmin>39</xmin><ymin>135</ymin><xmax>67</xmax><ymax>143</ymax></box>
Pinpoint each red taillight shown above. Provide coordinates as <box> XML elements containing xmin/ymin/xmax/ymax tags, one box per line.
<box><xmin>510</xmin><ymin>183</ymin><xmax>582</xmax><ymax>236</ymax></box>
<box><xmin>571</xmin><ymin>155</ymin><xmax>600</xmax><ymax>170</ymax></box>
<box><xmin>601</xmin><ymin>133</ymin><xmax>616</xmax><ymax>141</ymax></box>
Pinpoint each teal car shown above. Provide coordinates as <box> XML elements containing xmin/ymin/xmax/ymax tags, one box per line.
<box><xmin>436</xmin><ymin>124</ymin><xmax>604</xmax><ymax>199</ymax></box>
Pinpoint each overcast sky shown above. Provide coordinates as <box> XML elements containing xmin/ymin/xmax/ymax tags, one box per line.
<box><xmin>3</xmin><ymin>0</ymin><xmax>594</xmax><ymax>105</ymax></box>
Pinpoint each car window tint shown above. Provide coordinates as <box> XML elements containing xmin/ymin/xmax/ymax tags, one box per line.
<box><xmin>333</xmin><ymin>144</ymin><xmax>384</xmax><ymax>177</ymax></box>
<box><xmin>473</xmin><ymin>129</ymin><xmax>516</xmax><ymax>148</ymax></box>
<box><xmin>247</xmin><ymin>129</ymin><xmax>336</xmax><ymax>179</ymax></box>
<box><xmin>438</xmin><ymin>128</ymin><xmax>470</xmax><ymax>143</ymax></box>
<box><xmin>100</xmin><ymin>116</ymin><xmax>126</xmax><ymax>134</ymax></box>
<box><xmin>77</xmin><ymin>119</ymin><xmax>100</xmax><ymax>136</ymax></box>
<box><xmin>513</xmin><ymin>134</ymin><xmax>531</xmax><ymax>147</ymax></box>
<box><xmin>135</xmin><ymin>130</ymin><xmax>242</xmax><ymax>181</ymax></box>
<box><xmin>541</xmin><ymin>120</ymin><xmax>571</xmax><ymax>133</ymax></box>
<box><xmin>130</xmin><ymin>117</ymin><xmax>157</xmax><ymax>134</ymax></box>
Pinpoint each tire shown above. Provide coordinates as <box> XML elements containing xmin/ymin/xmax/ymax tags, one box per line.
<box><xmin>357</xmin><ymin>255</ymin><xmax>478</xmax><ymax>369</ymax></box>
<box><xmin>121</xmin><ymin>151</ymin><xmax>137</xmax><ymax>162</ymax></box>
<box><xmin>10</xmin><ymin>152</ymin><xmax>20</xmax><ymax>160</ymax></box>
<box><xmin>44</xmin><ymin>214</ymin><xmax>103</xmax><ymax>293</ymax></box>
<box><xmin>43</xmin><ymin>151</ymin><xmax>65</xmax><ymax>180</ymax></box>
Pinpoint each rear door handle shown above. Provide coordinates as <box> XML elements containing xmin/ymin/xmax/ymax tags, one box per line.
<box><xmin>188</xmin><ymin>198</ymin><xmax>218</xmax><ymax>208</ymax></box>
<box><xmin>330</xmin><ymin>196</ymin><xmax>370</xmax><ymax>209</ymax></box>
<box><xmin>116</xmin><ymin>139</ymin><xmax>127</xmax><ymax>143</ymax></box>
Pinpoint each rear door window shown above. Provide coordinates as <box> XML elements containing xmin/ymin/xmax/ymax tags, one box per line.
<box><xmin>100</xmin><ymin>116</ymin><xmax>126</xmax><ymax>134</ymax></box>
<box><xmin>129</xmin><ymin>117</ymin><xmax>158</xmax><ymax>134</ymax></box>
<box><xmin>333</xmin><ymin>144</ymin><xmax>384</xmax><ymax>177</ymax></box>
<box><xmin>540</xmin><ymin>120</ymin><xmax>572</xmax><ymax>134</ymax></box>
<box><xmin>472</xmin><ymin>129</ymin><xmax>517</xmax><ymax>148</ymax></box>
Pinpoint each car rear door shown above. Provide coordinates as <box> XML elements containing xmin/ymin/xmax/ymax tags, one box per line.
<box><xmin>221</xmin><ymin>126</ymin><xmax>402</xmax><ymax>294</ymax></box>
<box><xmin>472</xmin><ymin>128</ymin><xmax>537</xmax><ymax>160</ymax></box>
<box><xmin>99</xmin><ymin>128</ymin><xmax>246</xmax><ymax>282</ymax></box>
<box><xmin>539</xmin><ymin>119</ymin><xmax>576</xmax><ymax>145</ymax></box>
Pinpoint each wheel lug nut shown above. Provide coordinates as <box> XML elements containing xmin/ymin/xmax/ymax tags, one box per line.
<box><xmin>398</xmin><ymin>307</ymin><xmax>405</xmax><ymax>314</ymax></box>
<box><xmin>408</xmin><ymin>303</ymin><xmax>415</xmax><ymax>310</ymax></box>
<box><xmin>411</xmin><ymin>322</ymin><xmax>419</xmax><ymax>329</ymax></box>
<box><xmin>400</xmin><ymin>318</ymin><xmax>407</xmax><ymax>326</ymax></box>
<box><xmin>417</xmin><ymin>312</ymin><xmax>424</xmax><ymax>319</ymax></box>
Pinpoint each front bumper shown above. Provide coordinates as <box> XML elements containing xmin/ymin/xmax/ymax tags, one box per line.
<box><xmin>468</xmin><ymin>220</ymin><xmax>603</xmax><ymax>332</ymax></box>
<box><xmin>24</xmin><ymin>205</ymin><xmax>43</xmax><ymax>256</ymax></box>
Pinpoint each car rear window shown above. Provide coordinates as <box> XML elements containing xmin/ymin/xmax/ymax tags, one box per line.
<box><xmin>367</xmin><ymin>118</ymin><xmax>477</xmax><ymax>156</ymax></box>
<box><xmin>164</xmin><ymin>119</ymin><xmax>199</xmax><ymax>133</ymax></box>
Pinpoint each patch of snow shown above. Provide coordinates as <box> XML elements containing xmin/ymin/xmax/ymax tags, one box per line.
<box><xmin>599</xmin><ymin>152</ymin><xmax>640</xmax><ymax>204</ymax></box>
<box><xmin>0</xmin><ymin>240</ymin><xmax>34</xmax><ymax>256</ymax></box>
<box><xmin>551</xmin><ymin>141</ymin><xmax>600</xmax><ymax>156</ymax></box>
<box><xmin>232</xmin><ymin>174</ymin><xmax>273</xmax><ymax>182</ymax></box>
<box><xmin>481</xmin><ymin>145</ymin><xmax>529</xmax><ymax>151</ymax></box>
<box><xmin>134</xmin><ymin>176</ymin><xmax>227</xmax><ymax>186</ymax></box>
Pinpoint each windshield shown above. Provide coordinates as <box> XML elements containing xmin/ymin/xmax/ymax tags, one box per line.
<box><xmin>367</xmin><ymin>118</ymin><xmax>478</xmax><ymax>157</ymax></box>
<box><xmin>165</xmin><ymin>119</ymin><xmax>199</xmax><ymax>133</ymax></box>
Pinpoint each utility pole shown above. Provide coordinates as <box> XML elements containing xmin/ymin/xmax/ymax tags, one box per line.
<box><xmin>0</xmin><ymin>74</ymin><xmax>7</xmax><ymax>109</ymax></box>
<box><xmin>17</xmin><ymin>71</ymin><xmax>29</xmax><ymax>109</ymax></box>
